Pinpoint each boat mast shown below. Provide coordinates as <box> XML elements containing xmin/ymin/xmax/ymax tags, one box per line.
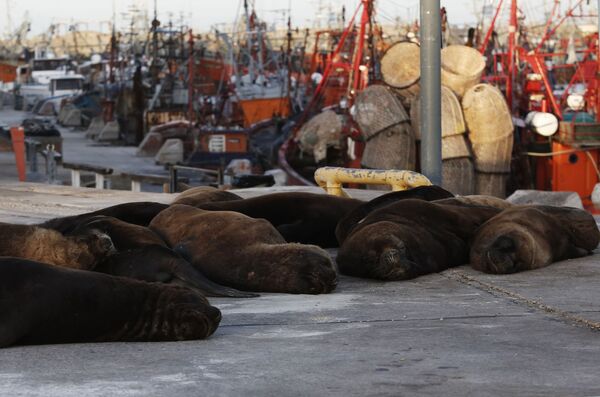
<box><xmin>507</xmin><ymin>0</ymin><xmax>517</xmax><ymax>111</ymax></box>
<box><xmin>243</xmin><ymin>0</ymin><xmax>255</xmax><ymax>83</ymax></box>
<box><xmin>351</xmin><ymin>0</ymin><xmax>370</xmax><ymax>93</ymax></box>
<box><xmin>479</xmin><ymin>0</ymin><xmax>505</xmax><ymax>54</ymax></box>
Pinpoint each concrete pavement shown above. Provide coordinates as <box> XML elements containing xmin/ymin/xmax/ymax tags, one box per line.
<box><xmin>0</xmin><ymin>184</ymin><xmax>598</xmax><ymax>396</ymax></box>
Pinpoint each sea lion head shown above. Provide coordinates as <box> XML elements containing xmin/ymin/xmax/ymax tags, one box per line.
<box><xmin>71</xmin><ymin>227</ymin><xmax>117</xmax><ymax>266</ymax></box>
<box><xmin>471</xmin><ymin>226</ymin><xmax>542</xmax><ymax>274</ymax></box>
<box><xmin>160</xmin><ymin>287</ymin><xmax>222</xmax><ymax>340</ymax></box>
<box><xmin>338</xmin><ymin>221</ymin><xmax>423</xmax><ymax>281</ymax></box>
<box><xmin>272</xmin><ymin>244</ymin><xmax>338</xmax><ymax>294</ymax></box>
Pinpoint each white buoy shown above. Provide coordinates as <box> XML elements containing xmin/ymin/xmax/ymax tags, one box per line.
<box><xmin>525</xmin><ymin>112</ymin><xmax>559</xmax><ymax>137</ymax></box>
<box><xmin>567</xmin><ymin>94</ymin><xmax>586</xmax><ymax>111</ymax></box>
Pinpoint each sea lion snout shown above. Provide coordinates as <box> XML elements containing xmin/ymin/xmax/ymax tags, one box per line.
<box><xmin>373</xmin><ymin>239</ymin><xmax>419</xmax><ymax>281</ymax></box>
<box><xmin>482</xmin><ymin>236</ymin><xmax>519</xmax><ymax>274</ymax></box>
<box><xmin>99</xmin><ymin>233</ymin><xmax>116</xmax><ymax>253</ymax></box>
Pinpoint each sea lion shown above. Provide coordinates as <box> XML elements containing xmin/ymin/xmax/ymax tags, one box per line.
<box><xmin>0</xmin><ymin>257</ymin><xmax>221</xmax><ymax>347</ymax></box>
<box><xmin>194</xmin><ymin>192</ymin><xmax>364</xmax><ymax>248</ymax></box>
<box><xmin>0</xmin><ymin>222</ymin><xmax>115</xmax><ymax>270</ymax></box>
<box><xmin>71</xmin><ymin>216</ymin><xmax>258</xmax><ymax>298</ymax></box>
<box><xmin>337</xmin><ymin>199</ymin><xmax>501</xmax><ymax>281</ymax></box>
<box><xmin>150</xmin><ymin>204</ymin><xmax>338</xmax><ymax>294</ymax></box>
<box><xmin>40</xmin><ymin>201</ymin><xmax>169</xmax><ymax>234</ymax></box>
<box><xmin>470</xmin><ymin>205</ymin><xmax>600</xmax><ymax>274</ymax></box>
<box><xmin>172</xmin><ymin>186</ymin><xmax>243</xmax><ymax>206</ymax></box>
<box><xmin>336</xmin><ymin>185</ymin><xmax>455</xmax><ymax>244</ymax></box>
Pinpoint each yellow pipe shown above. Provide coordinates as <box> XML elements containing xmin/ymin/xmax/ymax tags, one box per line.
<box><xmin>314</xmin><ymin>167</ymin><xmax>432</xmax><ymax>197</ymax></box>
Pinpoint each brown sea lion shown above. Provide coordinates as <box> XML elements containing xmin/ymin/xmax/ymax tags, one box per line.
<box><xmin>0</xmin><ymin>257</ymin><xmax>221</xmax><ymax>347</ymax></box>
<box><xmin>172</xmin><ymin>186</ymin><xmax>243</xmax><ymax>206</ymax></box>
<box><xmin>337</xmin><ymin>199</ymin><xmax>501</xmax><ymax>280</ymax></box>
<box><xmin>71</xmin><ymin>216</ymin><xmax>258</xmax><ymax>298</ymax></box>
<box><xmin>335</xmin><ymin>185</ymin><xmax>455</xmax><ymax>244</ymax></box>
<box><xmin>470</xmin><ymin>206</ymin><xmax>600</xmax><ymax>274</ymax></box>
<box><xmin>150</xmin><ymin>204</ymin><xmax>338</xmax><ymax>294</ymax></box>
<box><xmin>0</xmin><ymin>222</ymin><xmax>115</xmax><ymax>270</ymax></box>
<box><xmin>194</xmin><ymin>192</ymin><xmax>363</xmax><ymax>248</ymax></box>
<box><xmin>40</xmin><ymin>201</ymin><xmax>169</xmax><ymax>234</ymax></box>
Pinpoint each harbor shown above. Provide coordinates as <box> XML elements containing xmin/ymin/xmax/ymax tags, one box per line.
<box><xmin>1</xmin><ymin>0</ymin><xmax>600</xmax><ymax>396</ymax></box>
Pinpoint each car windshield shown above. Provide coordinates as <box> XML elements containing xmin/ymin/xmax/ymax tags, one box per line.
<box><xmin>54</xmin><ymin>79</ymin><xmax>82</xmax><ymax>91</ymax></box>
<box><xmin>33</xmin><ymin>59</ymin><xmax>67</xmax><ymax>71</ymax></box>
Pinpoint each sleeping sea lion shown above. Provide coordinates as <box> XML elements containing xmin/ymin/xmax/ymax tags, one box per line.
<box><xmin>0</xmin><ymin>257</ymin><xmax>221</xmax><ymax>347</ymax></box>
<box><xmin>337</xmin><ymin>199</ymin><xmax>501</xmax><ymax>281</ymax></box>
<box><xmin>172</xmin><ymin>186</ymin><xmax>243</xmax><ymax>206</ymax></box>
<box><xmin>470</xmin><ymin>205</ymin><xmax>600</xmax><ymax>274</ymax></box>
<box><xmin>150</xmin><ymin>204</ymin><xmax>338</xmax><ymax>294</ymax></box>
<box><xmin>0</xmin><ymin>222</ymin><xmax>115</xmax><ymax>270</ymax></box>
<box><xmin>71</xmin><ymin>216</ymin><xmax>258</xmax><ymax>298</ymax></box>
<box><xmin>40</xmin><ymin>201</ymin><xmax>169</xmax><ymax>234</ymax></box>
<box><xmin>335</xmin><ymin>185</ymin><xmax>455</xmax><ymax>244</ymax></box>
<box><xmin>194</xmin><ymin>192</ymin><xmax>364</xmax><ymax>248</ymax></box>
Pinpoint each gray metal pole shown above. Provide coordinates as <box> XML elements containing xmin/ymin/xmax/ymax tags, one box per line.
<box><xmin>419</xmin><ymin>0</ymin><xmax>442</xmax><ymax>186</ymax></box>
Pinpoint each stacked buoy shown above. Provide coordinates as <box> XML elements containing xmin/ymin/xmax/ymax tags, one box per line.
<box><xmin>296</xmin><ymin>42</ymin><xmax>514</xmax><ymax>197</ymax></box>
<box><xmin>462</xmin><ymin>84</ymin><xmax>514</xmax><ymax>197</ymax></box>
<box><xmin>353</xmin><ymin>85</ymin><xmax>416</xmax><ymax>171</ymax></box>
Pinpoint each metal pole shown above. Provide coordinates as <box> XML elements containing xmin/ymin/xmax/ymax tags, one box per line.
<box><xmin>419</xmin><ymin>0</ymin><xmax>442</xmax><ymax>185</ymax></box>
<box><xmin>169</xmin><ymin>166</ymin><xmax>178</xmax><ymax>193</ymax></box>
<box><xmin>597</xmin><ymin>0</ymin><xmax>600</xmax><ymax>121</ymax></box>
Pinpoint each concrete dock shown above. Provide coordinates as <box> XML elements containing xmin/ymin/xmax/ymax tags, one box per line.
<box><xmin>0</xmin><ymin>183</ymin><xmax>599</xmax><ymax>396</ymax></box>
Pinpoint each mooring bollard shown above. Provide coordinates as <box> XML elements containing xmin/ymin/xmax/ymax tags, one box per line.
<box><xmin>45</xmin><ymin>144</ymin><xmax>57</xmax><ymax>184</ymax></box>
<box><xmin>26</xmin><ymin>139</ymin><xmax>40</xmax><ymax>174</ymax></box>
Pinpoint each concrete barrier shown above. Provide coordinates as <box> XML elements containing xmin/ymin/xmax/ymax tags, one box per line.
<box><xmin>155</xmin><ymin>139</ymin><xmax>184</xmax><ymax>165</ymax></box>
<box><xmin>85</xmin><ymin>117</ymin><xmax>105</xmax><ymax>139</ymax></box>
<box><xmin>62</xmin><ymin>108</ymin><xmax>82</xmax><ymax>127</ymax></box>
<box><xmin>507</xmin><ymin>189</ymin><xmax>584</xmax><ymax>209</ymax></box>
<box><xmin>96</xmin><ymin>121</ymin><xmax>120</xmax><ymax>141</ymax></box>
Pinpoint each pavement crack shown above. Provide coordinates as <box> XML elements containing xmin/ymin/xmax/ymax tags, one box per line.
<box><xmin>444</xmin><ymin>270</ymin><xmax>600</xmax><ymax>332</ymax></box>
<box><xmin>220</xmin><ymin>313</ymin><xmax>530</xmax><ymax>329</ymax></box>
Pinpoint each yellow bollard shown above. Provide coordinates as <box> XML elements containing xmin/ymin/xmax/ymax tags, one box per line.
<box><xmin>314</xmin><ymin>167</ymin><xmax>432</xmax><ymax>197</ymax></box>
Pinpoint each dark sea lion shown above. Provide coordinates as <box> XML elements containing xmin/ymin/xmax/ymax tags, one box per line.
<box><xmin>470</xmin><ymin>206</ymin><xmax>600</xmax><ymax>274</ymax></box>
<box><xmin>337</xmin><ymin>199</ymin><xmax>501</xmax><ymax>281</ymax></box>
<box><xmin>336</xmin><ymin>185</ymin><xmax>455</xmax><ymax>244</ymax></box>
<box><xmin>195</xmin><ymin>192</ymin><xmax>364</xmax><ymax>248</ymax></box>
<box><xmin>172</xmin><ymin>186</ymin><xmax>243</xmax><ymax>206</ymax></box>
<box><xmin>71</xmin><ymin>216</ymin><xmax>258</xmax><ymax>298</ymax></box>
<box><xmin>40</xmin><ymin>201</ymin><xmax>169</xmax><ymax>234</ymax></box>
<box><xmin>150</xmin><ymin>204</ymin><xmax>338</xmax><ymax>294</ymax></box>
<box><xmin>0</xmin><ymin>257</ymin><xmax>221</xmax><ymax>347</ymax></box>
<box><xmin>0</xmin><ymin>222</ymin><xmax>114</xmax><ymax>270</ymax></box>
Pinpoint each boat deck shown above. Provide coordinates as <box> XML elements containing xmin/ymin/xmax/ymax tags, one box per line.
<box><xmin>0</xmin><ymin>183</ymin><xmax>599</xmax><ymax>396</ymax></box>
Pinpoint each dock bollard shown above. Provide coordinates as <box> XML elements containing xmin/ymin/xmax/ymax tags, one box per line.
<box><xmin>10</xmin><ymin>127</ymin><xmax>26</xmax><ymax>182</ymax></box>
<box><xmin>314</xmin><ymin>167</ymin><xmax>432</xmax><ymax>197</ymax></box>
<box><xmin>45</xmin><ymin>145</ymin><xmax>57</xmax><ymax>185</ymax></box>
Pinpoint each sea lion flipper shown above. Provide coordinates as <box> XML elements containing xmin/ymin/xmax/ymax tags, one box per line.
<box><xmin>174</xmin><ymin>264</ymin><xmax>260</xmax><ymax>298</ymax></box>
<box><xmin>172</xmin><ymin>245</ymin><xmax>259</xmax><ymax>298</ymax></box>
